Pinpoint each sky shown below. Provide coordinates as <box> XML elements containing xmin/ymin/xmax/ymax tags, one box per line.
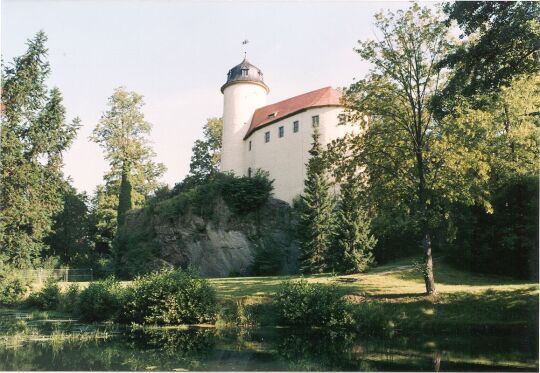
<box><xmin>2</xmin><ymin>0</ymin><xmax>418</xmax><ymax>195</ymax></box>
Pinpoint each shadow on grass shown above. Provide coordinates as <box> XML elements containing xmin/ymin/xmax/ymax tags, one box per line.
<box><xmin>391</xmin><ymin>261</ymin><xmax>530</xmax><ymax>287</ymax></box>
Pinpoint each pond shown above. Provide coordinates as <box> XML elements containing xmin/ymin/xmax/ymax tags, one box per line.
<box><xmin>0</xmin><ymin>314</ymin><xmax>537</xmax><ymax>371</ymax></box>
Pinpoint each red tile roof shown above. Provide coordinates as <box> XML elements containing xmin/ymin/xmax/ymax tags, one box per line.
<box><xmin>244</xmin><ymin>86</ymin><xmax>342</xmax><ymax>139</ymax></box>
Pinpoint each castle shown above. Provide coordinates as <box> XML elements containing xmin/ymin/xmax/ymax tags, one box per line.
<box><xmin>220</xmin><ymin>58</ymin><xmax>354</xmax><ymax>203</ymax></box>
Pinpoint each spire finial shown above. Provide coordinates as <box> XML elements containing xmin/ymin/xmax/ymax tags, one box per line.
<box><xmin>242</xmin><ymin>39</ymin><xmax>249</xmax><ymax>60</ymax></box>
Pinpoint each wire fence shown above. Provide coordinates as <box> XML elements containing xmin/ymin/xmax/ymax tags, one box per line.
<box><xmin>20</xmin><ymin>269</ymin><xmax>94</xmax><ymax>284</ymax></box>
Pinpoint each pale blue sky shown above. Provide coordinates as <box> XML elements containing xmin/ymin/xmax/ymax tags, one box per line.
<box><xmin>2</xmin><ymin>0</ymin><xmax>423</xmax><ymax>194</ymax></box>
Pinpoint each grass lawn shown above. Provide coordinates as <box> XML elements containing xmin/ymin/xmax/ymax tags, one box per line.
<box><xmin>56</xmin><ymin>258</ymin><xmax>538</xmax><ymax>332</ymax></box>
<box><xmin>210</xmin><ymin>258</ymin><xmax>539</xmax><ymax>331</ymax></box>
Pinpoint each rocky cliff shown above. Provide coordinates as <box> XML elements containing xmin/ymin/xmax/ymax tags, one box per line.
<box><xmin>116</xmin><ymin>196</ymin><xmax>299</xmax><ymax>278</ymax></box>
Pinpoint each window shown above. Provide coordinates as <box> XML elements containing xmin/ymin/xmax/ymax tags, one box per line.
<box><xmin>248</xmin><ymin>167</ymin><xmax>252</xmax><ymax>178</ymax></box>
<box><xmin>249</xmin><ymin>140</ymin><xmax>252</xmax><ymax>151</ymax></box>
<box><xmin>279</xmin><ymin>126</ymin><xmax>284</xmax><ymax>138</ymax></box>
<box><xmin>268</xmin><ymin>112</ymin><xmax>277</xmax><ymax>118</ymax></box>
<box><xmin>241</xmin><ymin>69</ymin><xmax>249</xmax><ymax>77</ymax></box>
<box><xmin>265</xmin><ymin>131</ymin><xmax>270</xmax><ymax>143</ymax></box>
<box><xmin>293</xmin><ymin>120</ymin><xmax>299</xmax><ymax>133</ymax></box>
<box><xmin>312</xmin><ymin>115</ymin><xmax>320</xmax><ymax>127</ymax></box>
<box><xmin>338</xmin><ymin>114</ymin><xmax>346</xmax><ymax>125</ymax></box>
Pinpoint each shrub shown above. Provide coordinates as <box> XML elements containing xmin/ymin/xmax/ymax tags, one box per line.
<box><xmin>78</xmin><ymin>277</ymin><xmax>122</xmax><ymax>322</ymax></box>
<box><xmin>0</xmin><ymin>268</ymin><xmax>29</xmax><ymax>306</ymax></box>
<box><xmin>275</xmin><ymin>280</ymin><xmax>353</xmax><ymax>327</ymax></box>
<box><xmin>119</xmin><ymin>268</ymin><xmax>216</xmax><ymax>325</ymax></box>
<box><xmin>216</xmin><ymin>298</ymin><xmax>254</xmax><ymax>327</ymax></box>
<box><xmin>220</xmin><ymin>171</ymin><xmax>274</xmax><ymax>214</ymax></box>
<box><xmin>27</xmin><ymin>279</ymin><xmax>60</xmax><ymax>310</ymax></box>
<box><xmin>59</xmin><ymin>284</ymin><xmax>80</xmax><ymax>313</ymax></box>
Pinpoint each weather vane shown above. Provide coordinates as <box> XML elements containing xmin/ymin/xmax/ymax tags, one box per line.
<box><xmin>242</xmin><ymin>39</ymin><xmax>249</xmax><ymax>59</ymax></box>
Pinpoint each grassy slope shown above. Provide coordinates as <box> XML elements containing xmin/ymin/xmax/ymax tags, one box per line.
<box><xmin>210</xmin><ymin>258</ymin><xmax>539</xmax><ymax>330</ymax></box>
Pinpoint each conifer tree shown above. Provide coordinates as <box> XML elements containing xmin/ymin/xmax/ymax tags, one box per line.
<box><xmin>116</xmin><ymin>162</ymin><xmax>133</xmax><ymax>228</ymax></box>
<box><xmin>0</xmin><ymin>32</ymin><xmax>79</xmax><ymax>267</ymax></box>
<box><xmin>332</xmin><ymin>178</ymin><xmax>376</xmax><ymax>274</ymax></box>
<box><xmin>299</xmin><ymin>128</ymin><xmax>335</xmax><ymax>274</ymax></box>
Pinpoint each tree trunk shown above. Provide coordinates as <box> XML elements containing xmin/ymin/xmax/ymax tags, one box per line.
<box><xmin>423</xmin><ymin>232</ymin><xmax>436</xmax><ymax>294</ymax></box>
<box><xmin>415</xmin><ymin>148</ymin><xmax>437</xmax><ymax>295</ymax></box>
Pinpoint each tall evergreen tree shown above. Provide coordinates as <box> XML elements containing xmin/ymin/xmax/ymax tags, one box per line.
<box><xmin>299</xmin><ymin>128</ymin><xmax>335</xmax><ymax>274</ymax></box>
<box><xmin>332</xmin><ymin>178</ymin><xmax>376</xmax><ymax>274</ymax></box>
<box><xmin>116</xmin><ymin>162</ymin><xmax>133</xmax><ymax>228</ymax></box>
<box><xmin>0</xmin><ymin>32</ymin><xmax>79</xmax><ymax>267</ymax></box>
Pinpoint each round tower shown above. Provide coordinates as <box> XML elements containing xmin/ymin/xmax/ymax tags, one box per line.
<box><xmin>220</xmin><ymin>58</ymin><xmax>269</xmax><ymax>175</ymax></box>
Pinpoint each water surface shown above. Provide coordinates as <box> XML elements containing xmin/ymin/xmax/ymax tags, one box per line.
<box><xmin>0</xmin><ymin>317</ymin><xmax>537</xmax><ymax>371</ymax></box>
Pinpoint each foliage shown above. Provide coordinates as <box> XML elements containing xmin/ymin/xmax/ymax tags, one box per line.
<box><xmin>331</xmin><ymin>178</ymin><xmax>376</xmax><ymax>274</ymax></box>
<box><xmin>90</xmin><ymin>87</ymin><xmax>166</xmax><ymax>254</ymax></box>
<box><xmin>78</xmin><ymin>277</ymin><xmax>123</xmax><ymax>322</ymax></box>
<box><xmin>45</xmin><ymin>187</ymin><xmax>92</xmax><ymax>266</ymax></box>
<box><xmin>59</xmin><ymin>284</ymin><xmax>80</xmax><ymax>313</ymax></box>
<box><xmin>0</xmin><ymin>31</ymin><xmax>80</xmax><ymax>267</ymax></box>
<box><xmin>251</xmin><ymin>242</ymin><xmax>284</xmax><ymax>276</ymax></box>
<box><xmin>184</xmin><ymin>117</ymin><xmax>223</xmax><ymax>186</ymax></box>
<box><xmin>153</xmin><ymin>172</ymin><xmax>274</xmax><ymax>220</ymax></box>
<box><xmin>117</xmin><ymin>163</ymin><xmax>133</xmax><ymax>227</ymax></box>
<box><xmin>299</xmin><ymin>128</ymin><xmax>335</xmax><ymax>274</ymax></box>
<box><xmin>119</xmin><ymin>268</ymin><xmax>217</xmax><ymax>325</ymax></box>
<box><xmin>27</xmin><ymin>279</ymin><xmax>60</xmax><ymax>310</ymax></box>
<box><xmin>0</xmin><ymin>267</ymin><xmax>30</xmax><ymax>306</ymax></box>
<box><xmin>275</xmin><ymin>279</ymin><xmax>353</xmax><ymax>327</ymax></box>
<box><xmin>446</xmin><ymin>175</ymin><xmax>538</xmax><ymax>280</ymax></box>
<box><xmin>434</xmin><ymin>2</ymin><xmax>540</xmax><ymax>115</ymax></box>
<box><xmin>220</xmin><ymin>170</ymin><xmax>274</xmax><ymax>214</ymax></box>
<box><xmin>336</xmin><ymin>3</ymin><xmax>496</xmax><ymax>293</ymax></box>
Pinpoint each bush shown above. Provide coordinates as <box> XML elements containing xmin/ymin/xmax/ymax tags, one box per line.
<box><xmin>220</xmin><ymin>171</ymin><xmax>274</xmax><ymax>214</ymax></box>
<box><xmin>59</xmin><ymin>284</ymin><xmax>80</xmax><ymax>313</ymax></box>
<box><xmin>275</xmin><ymin>280</ymin><xmax>353</xmax><ymax>327</ymax></box>
<box><xmin>27</xmin><ymin>279</ymin><xmax>60</xmax><ymax>310</ymax></box>
<box><xmin>78</xmin><ymin>277</ymin><xmax>122</xmax><ymax>322</ymax></box>
<box><xmin>119</xmin><ymin>268</ymin><xmax>216</xmax><ymax>325</ymax></box>
<box><xmin>0</xmin><ymin>268</ymin><xmax>30</xmax><ymax>306</ymax></box>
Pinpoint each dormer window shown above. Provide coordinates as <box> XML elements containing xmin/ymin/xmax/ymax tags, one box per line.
<box><xmin>267</xmin><ymin>112</ymin><xmax>277</xmax><ymax>119</ymax></box>
<box><xmin>241</xmin><ymin>69</ymin><xmax>249</xmax><ymax>77</ymax></box>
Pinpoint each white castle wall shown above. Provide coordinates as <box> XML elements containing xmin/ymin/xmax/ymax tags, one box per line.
<box><xmin>244</xmin><ymin>106</ymin><xmax>355</xmax><ymax>204</ymax></box>
<box><xmin>221</xmin><ymin>83</ymin><xmax>268</xmax><ymax>175</ymax></box>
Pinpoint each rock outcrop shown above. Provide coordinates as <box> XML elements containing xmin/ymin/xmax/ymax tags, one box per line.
<box><xmin>117</xmin><ymin>197</ymin><xmax>299</xmax><ymax>278</ymax></box>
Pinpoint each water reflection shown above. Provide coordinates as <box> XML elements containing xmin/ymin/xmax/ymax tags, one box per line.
<box><xmin>0</xmin><ymin>323</ymin><xmax>537</xmax><ymax>371</ymax></box>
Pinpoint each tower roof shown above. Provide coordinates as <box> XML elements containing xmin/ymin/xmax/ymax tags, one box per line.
<box><xmin>221</xmin><ymin>57</ymin><xmax>269</xmax><ymax>93</ymax></box>
<box><xmin>244</xmin><ymin>86</ymin><xmax>342</xmax><ymax>139</ymax></box>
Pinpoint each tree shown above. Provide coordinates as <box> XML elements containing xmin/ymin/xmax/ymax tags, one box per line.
<box><xmin>185</xmin><ymin>117</ymin><xmax>223</xmax><ymax>186</ymax></box>
<box><xmin>331</xmin><ymin>178</ymin><xmax>376</xmax><ymax>274</ymax></box>
<box><xmin>434</xmin><ymin>2</ymin><xmax>540</xmax><ymax>116</ymax></box>
<box><xmin>90</xmin><ymin>88</ymin><xmax>166</xmax><ymax>254</ymax></box>
<box><xmin>117</xmin><ymin>163</ymin><xmax>133</xmax><ymax>227</ymax></box>
<box><xmin>45</xmin><ymin>187</ymin><xmax>92</xmax><ymax>266</ymax></box>
<box><xmin>339</xmin><ymin>4</ymin><xmax>493</xmax><ymax>293</ymax></box>
<box><xmin>299</xmin><ymin>128</ymin><xmax>335</xmax><ymax>274</ymax></box>
<box><xmin>0</xmin><ymin>32</ymin><xmax>79</xmax><ymax>267</ymax></box>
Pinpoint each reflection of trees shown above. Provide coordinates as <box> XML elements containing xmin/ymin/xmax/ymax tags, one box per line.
<box><xmin>127</xmin><ymin>327</ymin><xmax>216</xmax><ymax>357</ymax></box>
<box><xmin>276</xmin><ymin>328</ymin><xmax>372</xmax><ymax>371</ymax></box>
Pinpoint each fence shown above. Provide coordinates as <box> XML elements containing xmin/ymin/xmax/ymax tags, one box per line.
<box><xmin>20</xmin><ymin>268</ymin><xmax>94</xmax><ymax>284</ymax></box>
